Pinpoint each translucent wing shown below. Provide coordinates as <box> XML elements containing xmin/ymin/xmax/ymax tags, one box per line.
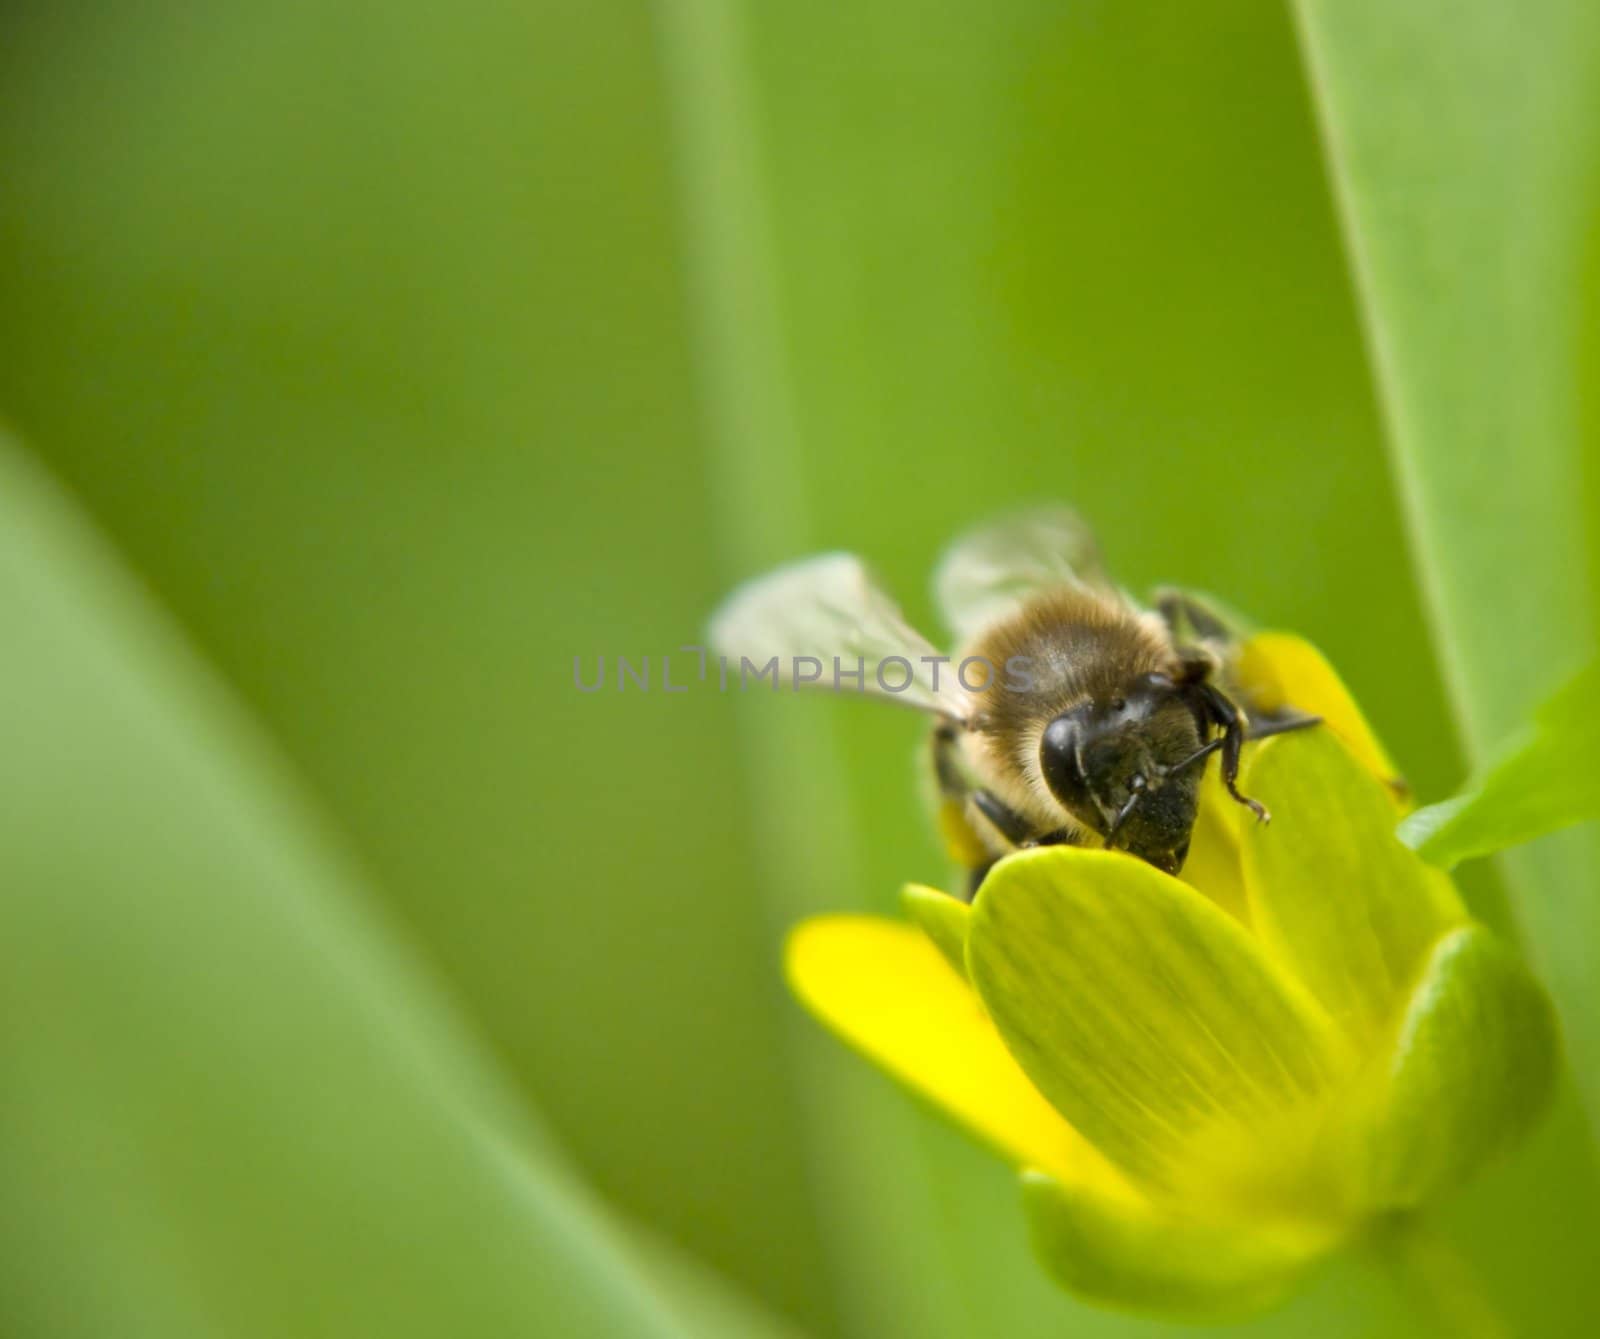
<box><xmin>934</xmin><ymin>506</ymin><xmax>1114</xmax><ymax>643</ymax></box>
<box><xmin>709</xmin><ymin>553</ymin><xmax>972</xmax><ymax>721</ymax></box>
<box><xmin>1150</xmin><ymin>586</ymin><xmax>1258</xmax><ymax>652</ymax></box>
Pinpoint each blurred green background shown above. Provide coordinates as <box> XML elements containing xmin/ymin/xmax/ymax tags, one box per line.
<box><xmin>1</xmin><ymin>2</ymin><xmax>1597</xmax><ymax>1336</ymax></box>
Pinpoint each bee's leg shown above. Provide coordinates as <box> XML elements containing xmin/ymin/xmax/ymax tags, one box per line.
<box><xmin>933</xmin><ymin>723</ymin><xmax>1080</xmax><ymax>900</ymax></box>
<box><xmin>972</xmin><ymin>788</ymin><xmax>1037</xmax><ymax>847</ymax></box>
<box><xmin>965</xmin><ymin>828</ymin><xmax>1072</xmax><ymax>899</ymax></box>
<box><xmin>1196</xmin><ymin>683</ymin><xmax>1270</xmax><ymax>824</ymax></box>
<box><xmin>931</xmin><ymin>722</ymin><xmax>1004</xmax><ymax>897</ymax></box>
<box><xmin>931</xmin><ymin>721</ymin><xmax>968</xmax><ymax>799</ymax></box>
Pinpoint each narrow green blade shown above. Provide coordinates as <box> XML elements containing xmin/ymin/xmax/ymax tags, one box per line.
<box><xmin>1294</xmin><ymin>0</ymin><xmax>1600</xmax><ymax>1128</ymax></box>
<box><xmin>0</xmin><ymin>435</ymin><xmax>686</xmax><ymax>1339</ymax></box>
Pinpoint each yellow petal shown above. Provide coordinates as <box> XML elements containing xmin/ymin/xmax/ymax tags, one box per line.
<box><xmin>1352</xmin><ymin>925</ymin><xmax>1558</xmax><ymax>1208</ymax></box>
<box><xmin>900</xmin><ymin>882</ymin><xmax>971</xmax><ymax>979</ymax></box>
<box><xmin>1236</xmin><ymin>633</ymin><xmax>1404</xmax><ymax>800</ymax></box>
<box><xmin>1179</xmin><ymin>765</ymin><xmax>1250</xmax><ymax>924</ymax></box>
<box><xmin>1240</xmin><ymin>730</ymin><xmax>1467</xmax><ymax>1044</ymax></box>
<box><xmin>1022</xmin><ymin>1171</ymin><xmax>1339</xmax><ymax>1320</ymax></box>
<box><xmin>969</xmin><ymin>848</ymin><xmax>1348</xmax><ymax>1205</ymax></box>
<box><xmin>1186</xmin><ymin>631</ymin><xmax>1390</xmax><ymax>921</ymax></box>
<box><xmin>785</xmin><ymin>915</ymin><xmax>1131</xmax><ymax>1195</ymax></box>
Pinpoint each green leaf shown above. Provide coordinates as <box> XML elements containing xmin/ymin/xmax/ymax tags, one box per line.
<box><xmin>1355</xmin><ymin>925</ymin><xmax>1560</xmax><ymax>1209</ymax></box>
<box><xmin>623</xmin><ymin>1224</ymin><xmax>814</xmax><ymax>1339</ymax></box>
<box><xmin>1241</xmin><ymin>730</ymin><xmax>1466</xmax><ymax>1043</ymax></box>
<box><xmin>1291</xmin><ymin>0</ymin><xmax>1600</xmax><ymax>1125</ymax></box>
<box><xmin>967</xmin><ymin>846</ymin><xmax>1344</xmax><ymax>1202</ymax></box>
<box><xmin>0</xmin><ymin>435</ymin><xmax>689</xmax><ymax>1338</ymax></box>
<box><xmin>0</xmin><ymin>7</ymin><xmax>841</xmax><ymax>1324</ymax></box>
<box><xmin>1020</xmin><ymin>1171</ymin><xmax>1333</xmax><ymax>1322</ymax></box>
<box><xmin>1290</xmin><ymin>0</ymin><xmax>1599</xmax><ymax>752</ymax></box>
<box><xmin>1401</xmin><ymin>662</ymin><xmax>1600</xmax><ymax>869</ymax></box>
<box><xmin>901</xmin><ymin>882</ymin><xmax>971</xmax><ymax>979</ymax></box>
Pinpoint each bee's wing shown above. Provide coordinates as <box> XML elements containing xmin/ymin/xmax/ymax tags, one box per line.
<box><xmin>933</xmin><ymin>505</ymin><xmax>1115</xmax><ymax>643</ymax></box>
<box><xmin>1150</xmin><ymin>586</ymin><xmax>1258</xmax><ymax>651</ymax></box>
<box><xmin>708</xmin><ymin>553</ymin><xmax>971</xmax><ymax>722</ymax></box>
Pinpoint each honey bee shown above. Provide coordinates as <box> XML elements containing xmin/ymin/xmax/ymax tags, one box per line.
<box><xmin>709</xmin><ymin>507</ymin><xmax>1319</xmax><ymax>893</ymax></box>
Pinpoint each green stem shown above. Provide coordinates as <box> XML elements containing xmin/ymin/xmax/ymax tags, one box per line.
<box><xmin>1366</xmin><ymin>1216</ymin><xmax>1508</xmax><ymax>1339</ymax></box>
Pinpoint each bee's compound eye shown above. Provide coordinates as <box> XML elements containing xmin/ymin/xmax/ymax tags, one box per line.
<box><xmin>1039</xmin><ymin>712</ymin><xmax>1089</xmax><ymax>810</ymax></box>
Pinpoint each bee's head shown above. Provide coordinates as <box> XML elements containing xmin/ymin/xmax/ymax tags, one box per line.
<box><xmin>1038</xmin><ymin>673</ymin><xmax>1207</xmax><ymax>875</ymax></box>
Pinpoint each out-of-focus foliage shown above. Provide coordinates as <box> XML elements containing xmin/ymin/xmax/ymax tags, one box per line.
<box><xmin>0</xmin><ymin>1</ymin><xmax>1597</xmax><ymax>1337</ymax></box>
<box><xmin>0</xmin><ymin>2</ymin><xmax>834</xmax><ymax>1331</ymax></box>
<box><xmin>1402</xmin><ymin>662</ymin><xmax>1600</xmax><ymax>868</ymax></box>
<box><xmin>0</xmin><ymin>434</ymin><xmax>693</xmax><ymax>1339</ymax></box>
<box><xmin>1293</xmin><ymin>0</ymin><xmax>1600</xmax><ymax>1129</ymax></box>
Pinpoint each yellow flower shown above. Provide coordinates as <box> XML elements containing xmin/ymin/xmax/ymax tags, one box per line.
<box><xmin>787</xmin><ymin>635</ymin><xmax>1557</xmax><ymax>1319</ymax></box>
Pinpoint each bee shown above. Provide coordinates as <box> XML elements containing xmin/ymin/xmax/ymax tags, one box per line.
<box><xmin>709</xmin><ymin>507</ymin><xmax>1320</xmax><ymax>893</ymax></box>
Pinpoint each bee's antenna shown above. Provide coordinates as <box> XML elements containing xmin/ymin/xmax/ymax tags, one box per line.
<box><xmin>1171</xmin><ymin>737</ymin><xmax>1223</xmax><ymax>775</ymax></box>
